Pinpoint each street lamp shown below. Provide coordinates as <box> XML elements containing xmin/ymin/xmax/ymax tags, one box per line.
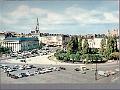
<box><xmin>95</xmin><ymin>61</ymin><xmax>97</xmax><ymax>80</ymax></box>
<box><xmin>95</xmin><ymin>55</ymin><xmax>98</xmax><ymax>80</ymax></box>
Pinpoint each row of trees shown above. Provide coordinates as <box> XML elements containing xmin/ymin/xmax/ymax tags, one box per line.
<box><xmin>55</xmin><ymin>36</ymin><xmax>103</xmax><ymax>63</ymax></box>
<box><xmin>54</xmin><ymin>35</ymin><xmax>119</xmax><ymax>63</ymax></box>
<box><xmin>67</xmin><ymin>36</ymin><xmax>90</xmax><ymax>54</ymax></box>
<box><xmin>100</xmin><ymin>35</ymin><xmax>119</xmax><ymax>60</ymax></box>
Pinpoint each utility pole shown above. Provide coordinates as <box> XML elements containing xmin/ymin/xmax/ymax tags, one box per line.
<box><xmin>95</xmin><ymin>60</ymin><xmax>98</xmax><ymax>80</ymax></box>
<box><xmin>95</xmin><ymin>55</ymin><xmax>98</xmax><ymax>80</ymax></box>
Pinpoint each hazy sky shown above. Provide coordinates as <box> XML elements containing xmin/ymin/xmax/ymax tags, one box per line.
<box><xmin>0</xmin><ymin>0</ymin><xmax>119</xmax><ymax>35</ymax></box>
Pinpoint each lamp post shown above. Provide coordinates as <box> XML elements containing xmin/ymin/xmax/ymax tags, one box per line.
<box><xmin>95</xmin><ymin>60</ymin><xmax>97</xmax><ymax>80</ymax></box>
<box><xmin>95</xmin><ymin>55</ymin><xmax>98</xmax><ymax>80</ymax></box>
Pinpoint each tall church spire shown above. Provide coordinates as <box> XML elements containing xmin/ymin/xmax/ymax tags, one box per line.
<box><xmin>37</xmin><ymin>18</ymin><xmax>39</xmax><ymax>26</ymax></box>
<box><xmin>35</xmin><ymin>18</ymin><xmax>39</xmax><ymax>33</ymax></box>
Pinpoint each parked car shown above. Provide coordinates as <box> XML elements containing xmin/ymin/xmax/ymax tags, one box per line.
<box><xmin>45</xmin><ymin>69</ymin><xmax>52</xmax><ymax>73</ymax></box>
<box><xmin>25</xmin><ymin>71</ymin><xmax>34</xmax><ymax>76</ymax></box>
<box><xmin>80</xmin><ymin>66</ymin><xmax>89</xmax><ymax>71</ymax></box>
<box><xmin>47</xmin><ymin>67</ymin><xmax>53</xmax><ymax>70</ymax></box>
<box><xmin>98</xmin><ymin>71</ymin><xmax>109</xmax><ymax>77</ymax></box>
<box><xmin>39</xmin><ymin>70</ymin><xmax>46</xmax><ymax>74</ymax></box>
<box><xmin>21</xmin><ymin>73</ymin><xmax>28</xmax><ymax>77</ymax></box>
<box><xmin>115</xmin><ymin>68</ymin><xmax>119</xmax><ymax>72</ymax></box>
<box><xmin>6</xmin><ymin>68</ymin><xmax>13</xmax><ymax>72</ymax></box>
<box><xmin>74</xmin><ymin>68</ymin><xmax>80</xmax><ymax>71</ymax></box>
<box><xmin>51</xmin><ymin>67</ymin><xmax>60</xmax><ymax>71</ymax></box>
<box><xmin>10</xmin><ymin>75</ymin><xmax>19</xmax><ymax>79</ymax></box>
<box><xmin>2</xmin><ymin>64</ymin><xmax>9</xmax><ymax>69</ymax></box>
<box><xmin>15</xmin><ymin>73</ymin><xmax>23</xmax><ymax>78</ymax></box>
<box><xmin>26</xmin><ymin>66</ymin><xmax>32</xmax><ymax>69</ymax></box>
<box><xmin>29</xmin><ymin>65</ymin><xmax>36</xmax><ymax>68</ymax></box>
<box><xmin>34</xmin><ymin>70</ymin><xmax>40</xmax><ymax>74</ymax></box>
<box><xmin>55</xmin><ymin>68</ymin><xmax>60</xmax><ymax>71</ymax></box>
<box><xmin>106</xmin><ymin>70</ymin><xmax>116</xmax><ymax>75</ymax></box>
<box><xmin>12</xmin><ymin>67</ymin><xmax>18</xmax><ymax>71</ymax></box>
<box><xmin>20</xmin><ymin>59</ymin><xmax>26</xmax><ymax>62</ymax></box>
<box><xmin>59</xmin><ymin>67</ymin><xmax>66</xmax><ymax>70</ymax></box>
<box><xmin>37</xmin><ymin>68</ymin><xmax>42</xmax><ymax>71</ymax></box>
<box><xmin>19</xmin><ymin>66</ymin><xmax>25</xmax><ymax>70</ymax></box>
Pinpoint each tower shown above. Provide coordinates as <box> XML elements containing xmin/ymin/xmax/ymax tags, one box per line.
<box><xmin>35</xmin><ymin>18</ymin><xmax>39</xmax><ymax>33</ymax></box>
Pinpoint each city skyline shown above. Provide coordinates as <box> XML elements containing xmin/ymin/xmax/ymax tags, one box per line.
<box><xmin>1</xmin><ymin>0</ymin><xmax>119</xmax><ymax>35</ymax></box>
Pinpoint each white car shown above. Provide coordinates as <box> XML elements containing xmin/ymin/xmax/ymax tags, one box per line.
<box><xmin>39</xmin><ymin>71</ymin><xmax>46</xmax><ymax>74</ymax></box>
<box><xmin>34</xmin><ymin>71</ymin><xmax>40</xmax><ymax>74</ymax></box>
<box><xmin>110</xmin><ymin>71</ymin><xmax>116</xmax><ymax>75</ymax></box>
<box><xmin>26</xmin><ymin>66</ymin><xmax>32</xmax><ymax>69</ymax></box>
<box><xmin>15</xmin><ymin>73</ymin><xmax>23</xmax><ymax>78</ymax></box>
<box><xmin>45</xmin><ymin>69</ymin><xmax>52</xmax><ymax>73</ymax></box>
<box><xmin>6</xmin><ymin>68</ymin><xmax>12</xmax><ymax>72</ymax></box>
<box><xmin>14</xmin><ymin>65</ymin><xmax>19</xmax><ymax>67</ymax></box>
<box><xmin>98</xmin><ymin>71</ymin><xmax>109</xmax><ymax>77</ymax></box>
<box><xmin>115</xmin><ymin>68</ymin><xmax>119</xmax><ymax>72</ymax></box>
<box><xmin>25</xmin><ymin>71</ymin><xmax>34</xmax><ymax>76</ymax></box>
<box><xmin>19</xmin><ymin>67</ymin><xmax>24</xmax><ymax>70</ymax></box>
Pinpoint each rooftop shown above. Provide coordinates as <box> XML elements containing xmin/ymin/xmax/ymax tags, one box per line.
<box><xmin>4</xmin><ymin>37</ymin><xmax>38</xmax><ymax>41</ymax></box>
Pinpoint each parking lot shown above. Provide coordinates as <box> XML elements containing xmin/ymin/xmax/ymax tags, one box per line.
<box><xmin>0</xmin><ymin>63</ymin><xmax>120</xmax><ymax>84</ymax></box>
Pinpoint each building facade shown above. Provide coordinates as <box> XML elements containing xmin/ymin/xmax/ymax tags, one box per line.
<box><xmin>107</xmin><ymin>29</ymin><xmax>119</xmax><ymax>36</ymax></box>
<box><xmin>1</xmin><ymin>37</ymin><xmax>39</xmax><ymax>52</ymax></box>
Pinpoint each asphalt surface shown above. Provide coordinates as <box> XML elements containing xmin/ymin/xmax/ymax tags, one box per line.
<box><xmin>0</xmin><ymin>62</ymin><xmax>120</xmax><ymax>84</ymax></box>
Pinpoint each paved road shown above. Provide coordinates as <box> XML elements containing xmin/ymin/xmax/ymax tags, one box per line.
<box><xmin>0</xmin><ymin>62</ymin><xmax>119</xmax><ymax>84</ymax></box>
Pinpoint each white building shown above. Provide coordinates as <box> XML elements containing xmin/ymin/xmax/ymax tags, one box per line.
<box><xmin>1</xmin><ymin>37</ymin><xmax>39</xmax><ymax>52</ymax></box>
<box><xmin>39</xmin><ymin>35</ymin><xmax>62</xmax><ymax>46</ymax></box>
<box><xmin>107</xmin><ymin>29</ymin><xmax>119</xmax><ymax>36</ymax></box>
<box><xmin>82</xmin><ymin>34</ymin><xmax>105</xmax><ymax>49</ymax></box>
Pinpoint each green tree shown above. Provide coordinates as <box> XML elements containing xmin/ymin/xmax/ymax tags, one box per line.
<box><xmin>110</xmin><ymin>52</ymin><xmax>119</xmax><ymax>60</ymax></box>
<box><xmin>74</xmin><ymin>53</ymin><xmax>81</xmax><ymax>62</ymax></box>
<box><xmin>63</xmin><ymin>53</ymin><xmax>70</xmax><ymax>62</ymax></box>
<box><xmin>67</xmin><ymin>37</ymin><xmax>74</xmax><ymax>54</ymax></box>
<box><xmin>78</xmin><ymin>37</ymin><xmax>82</xmax><ymax>53</ymax></box>
<box><xmin>100</xmin><ymin>37</ymin><xmax>106</xmax><ymax>55</ymax></box>
<box><xmin>104</xmin><ymin>36</ymin><xmax>118</xmax><ymax>59</ymax></box>
<box><xmin>82</xmin><ymin>39</ymin><xmax>89</xmax><ymax>54</ymax></box>
<box><xmin>105</xmin><ymin>36</ymin><xmax>112</xmax><ymax>59</ymax></box>
<box><xmin>73</xmin><ymin>35</ymin><xmax>78</xmax><ymax>52</ymax></box>
<box><xmin>113</xmin><ymin>35</ymin><xmax>118</xmax><ymax>52</ymax></box>
<box><xmin>70</xmin><ymin>54</ymin><xmax>76</xmax><ymax>63</ymax></box>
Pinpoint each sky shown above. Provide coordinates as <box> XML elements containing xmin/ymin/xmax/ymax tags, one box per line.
<box><xmin>0</xmin><ymin>0</ymin><xmax>119</xmax><ymax>35</ymax></box>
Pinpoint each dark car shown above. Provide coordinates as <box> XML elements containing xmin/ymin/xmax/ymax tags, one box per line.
<box><xmin>10</xmin><ymin>75</ymin><xmax>19</xmax><ymax>79</ymax></box>
<box><xmin>74</xmin><ymin>68</ymin><xmax>80</xmax><ymax>71</ymax></box>
<box><xmin>59</xmin><ymin>67</ymin><xmax>66</xmax><ymax>70</ymax></box>
<box><xmin>37</xmin><ymin>68</ymin><xmax>42</xmax><ymax>71</ymax></box>
<box><xmin>21</xmin><ymin>73</ymin><xmax>28</xmax><ymax>77</ymax></box>
<box><xmin>29</xmin><ymin>65</ymin><xmax>36</xmax><ymax>68</ymax></box>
